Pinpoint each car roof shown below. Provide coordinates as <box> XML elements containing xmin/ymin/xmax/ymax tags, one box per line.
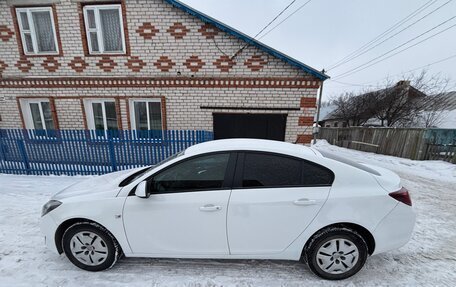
<box><xmin>184</xmin><ymin>139</ymin><xmax>319</xmax><ymax>158</ymax></box>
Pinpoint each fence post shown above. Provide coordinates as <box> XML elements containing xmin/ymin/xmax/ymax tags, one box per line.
<box><xmin>17</xmin><ymin>139</ymin><xmax>31</xmax><ymax>175</ymax></box>
<box><xmin>108</xmin><ymin>137</ymin><xmax>117</xmax><ymax>172</ymax></box>
<box><xmin>0</xmin><ymin>132</ymin><xmax>5</xmax><ymax>161</ymax></box>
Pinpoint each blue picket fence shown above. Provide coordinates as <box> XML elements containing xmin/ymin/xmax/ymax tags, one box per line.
<box><xmin>0</xmin><ymin>129</ymin><xmax>213</xmax><ymax>176</ymax></box>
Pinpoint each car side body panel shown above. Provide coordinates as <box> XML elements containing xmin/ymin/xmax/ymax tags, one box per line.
<box><xmin>227</xmin><ymin>186</ymin><xmax>331</xmax><ymax>255</ymax></box>
<box><xmin>41</xmin><ymin>139</ymin><xmax>415</xmax><ymax>262</ymax></box>
<box><xmin>122</xmin><ymin>189</ymin><xmax>231</xmax><ymax>255</ymax></box>
<box><xmin>43</xmin><ymin>195</ymin><xmax>132</xmax><ymax>255</ymax></box>
<box><xmin>372</xmin><ymin>202</ymin><xmax>416</xmax><ymax>255</ymax></box>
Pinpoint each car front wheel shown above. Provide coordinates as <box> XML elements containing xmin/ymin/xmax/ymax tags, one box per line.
<box><xmin>62</xmin><ymin>222</ymin><xmax>120</xmax><ymax>271</ymax></box>
<box><xmin>305</xmin><ymin>227</ymin><xmax>368</xmax><ymax>280</ymax></box>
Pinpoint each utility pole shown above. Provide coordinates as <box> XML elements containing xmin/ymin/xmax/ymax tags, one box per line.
<box><xmin>313</xmin><ymin>69</ymin><xmax>325</xmax><ymax>145</ymax></box>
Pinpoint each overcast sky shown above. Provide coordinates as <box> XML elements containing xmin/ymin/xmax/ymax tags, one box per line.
<box><xmin>181</xmin><ymin>0</ymin><xmax>456</xmax><ymax>101</ymax></box>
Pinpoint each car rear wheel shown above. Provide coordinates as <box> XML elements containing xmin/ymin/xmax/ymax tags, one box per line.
<box><xmin>305</xmin><ymin>227</ymin><xmax>368</xmax><ymax>280</ymax></box>
<box><xmin>62</xmin><ymin>222</ymin><xmax>120</xmax><ymax>271</ymax></box>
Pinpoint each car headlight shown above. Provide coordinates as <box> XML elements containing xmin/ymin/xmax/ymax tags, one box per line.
<box><xmin>41</xmin><ymin>200</ymin><xmax>62</xmax><ymax>217</ymax></box>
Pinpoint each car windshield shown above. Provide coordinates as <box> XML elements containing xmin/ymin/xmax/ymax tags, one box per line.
<box><xmin>119</xmin><ymin>151</ymin><xmax>185</xmax><ymax>187</ymax></box>
<box><xmin>316</xmin><ymin>149</ymin><xmax>381</xmax><ymax>176</ymax></box>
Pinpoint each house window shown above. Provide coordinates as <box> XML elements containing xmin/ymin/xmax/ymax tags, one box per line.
<box><xmin>20</xmin><ymin>99</ymin><xmax>56</xmax><ymax>131</ymax></box>
<box><xmin>16</xmin><ymin>7</ymin><xmax>59</xmax><ymax>55</ymax></box>
<box><xmin>84</xmin><ymin>100</ymin><xmax>119</xmax><ymax>136</ymax></box>
<box><xmin>130</xmin><ymin>99</ymin><xmax>163</xmax><ymax>137</ymax></box>
<box><xmin>83</xmin><ymin>4</ymin><xmax>125</xmax><ymax>54</ymax></box>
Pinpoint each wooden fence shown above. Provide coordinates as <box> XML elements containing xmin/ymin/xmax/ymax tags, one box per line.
<box><xmin>318</xmin><ymin>127</ymin><xmax>456</xmax><ymax>164</ymax></box>
<box><xmin>0</xmin><ymin>129</ymin><xmax>213</xmax><ymax>175</ymax></box>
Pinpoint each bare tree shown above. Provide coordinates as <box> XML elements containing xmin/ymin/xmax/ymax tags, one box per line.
<box><xmin>409</xmin><ymin>71</ymin><xmax>450</xmax><ymax>128</ymax></box>
<box><xmin>330</xmin><ymin>93</ymin><xmax>354</xmax><ymax>126</ymax></box>
<box><xmin>330</xmin><ymin>71</ymin><xmax>450</xmax><ymax>128</ymax></box>
<box><xmin>366</xmin><ymin>71</ymin><xmax>450</xmax><ymax>127</ymax></box>
<box><xmin>367</xmin><ymin>78</ymin><xmax>417</xmax><ymax>127</ymax></box>
<box><xmin>330</xmin><ymin>92</ymin><xmax>372</xmax><ymax>127</ymax></box>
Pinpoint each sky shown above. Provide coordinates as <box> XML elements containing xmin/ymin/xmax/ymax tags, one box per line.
<box><xmin>180</xmin><ymin>0</ymin><xmax>456</xmax><ymax>101</ymax></box>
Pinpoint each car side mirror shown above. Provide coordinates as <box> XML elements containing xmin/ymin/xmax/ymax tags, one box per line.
<box><xmin>135</xmin><ymin>181</ymin><xmax>150</xmax><ymax>199</ymax></box>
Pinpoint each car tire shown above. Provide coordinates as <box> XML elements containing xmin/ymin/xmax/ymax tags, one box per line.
<box><xmin>305</xmin><ymin>227</ymin><xmax>368</xmax><ymax>280</ymax></box>
<box><xmin>62</xmin><ymin>222</ymin><xmax>120</xmax><ymax>272</ymax></box>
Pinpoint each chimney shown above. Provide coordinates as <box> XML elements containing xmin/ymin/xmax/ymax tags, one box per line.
<box><xmin>396</xmin><ymin>80</ymin><xmax>411</xmax><ymax>87</ymax></box>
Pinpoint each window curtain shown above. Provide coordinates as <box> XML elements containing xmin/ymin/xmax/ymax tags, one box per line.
<box><xmin>149</xmin><ymin>103</ymin><xmax>163</xmax><ymax>130</ymax></box>
<box><xmin>41</xmin><ymin>102</ymin><xmax>55</xmax><ymax>130</ymax></box>
<box><xmin>100</xmin><ymin>9</ymin><xmax>122</xmax><ymax>52</ymax></box>
<box><xmin>32</xmin><ymin>11</ymin><xmax>56</xmax><ymax>52</ymax></box>
<box><xmin>104</xmin><ymin>102</ymin><xmax>118</xmax><ymax>131</ymax></box>
<box><xmin>134</xmin><ymin>102</ymin><xmax>148</xmax><ymax>130</ymax></box>
<box><xmin>30</xmin><ymin>103</ymin><xmax>44</xmax><ymax>130</ymax></box>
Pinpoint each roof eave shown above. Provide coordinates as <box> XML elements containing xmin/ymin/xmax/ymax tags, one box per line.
<box><xmin>164</xmin><ymin>0</ymin><xmax>330</xmax><ymax>81</ymax></box>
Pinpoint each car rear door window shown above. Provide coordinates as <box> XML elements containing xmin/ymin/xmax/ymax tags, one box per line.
<box><xmin>152</xmin><ymin>153</ymin><xmax>230</xmax><ymax>193</ymax></box>
<box><xmin>241</xmin><ymin>153</ymin><xmax>302</xmax><ymax>188</ymax></box>
<box><xmin>240</xmin><ymin>152</ymin><xmax>334</xmax><ymax>188</ymax></box>
<box><xmin>302</xmin><ymin>162</ymin><xmax>334</xmax><ymax>185</ymax></box>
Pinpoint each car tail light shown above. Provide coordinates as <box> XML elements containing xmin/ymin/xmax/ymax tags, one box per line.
<box><xmin>389</xmin><ymin>187</ymin><xmax>412</xmax><ymax>206</ymax></box>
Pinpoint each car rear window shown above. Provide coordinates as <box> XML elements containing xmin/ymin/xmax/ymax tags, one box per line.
<box><xmin>316</xmin><ymin>149</ymin><xmax>381</xmax><ymax>176</ymax></box>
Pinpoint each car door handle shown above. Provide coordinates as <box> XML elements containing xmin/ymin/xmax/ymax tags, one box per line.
<box><xmin>293</xmin><ymin>199</ymin><xmax>317</xmax><ymax>206</ymax></box>
<box><xmin>199</xmin><ymin>204</ymin><xmax>222</xmax><ymax>212</ymax></box>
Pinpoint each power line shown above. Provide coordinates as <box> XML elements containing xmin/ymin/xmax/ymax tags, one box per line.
<box><xmin>333</xmin><ymin>23</ymin><xmax>456</xmax><ymax>80</ymax></box>
<box><xmin>330</xmin><ymin>80</ymin><xmax>377</xmax><ymax>87</ymax></box>
<box><xmin>334</xmin><ymin>23</ymin><xmax>456</xmax><ymax>80</ymax></box>
<box><xmin>253</xmin><ymin>0</ymin><xmax>298</xmax><ymax>39</ymax></box>
<box><xmin>328</xmin><ymin>0</ymin><xmax>453</xmax><ymax>71</ymax></box>
<box><xmin>327</xmin><ymin>0</ymin><xmax>437</xmax><ymax>70</ymax></box>
<box><xmin>231</xmin><ymin>0</ymin><xmax>298</xmax><ymax>59</ymax></box>
<box><xmin>369</xmin><ymin>53</ymin><xmax>456</xmax><ymax>84</ymax></box>
<box><xmin>258</xmin><ymin>0</ymin><xmax>313</xmax><ymax>40</ymax></box>
<box><xmin>331</xmin><ymin>53</ymin><xmax>456</xmax><ymax>87</ymax></box>
<box><xmin>333</xmin><ymin>17</ymin><xmax>456</xmax><ymax>79</ymax></box>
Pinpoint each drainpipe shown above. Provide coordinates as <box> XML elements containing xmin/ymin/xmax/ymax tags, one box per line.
<box><xmin>313</xmin><ymin>71</ymin><xmax>325</xmax><ymax>145</ymax></box>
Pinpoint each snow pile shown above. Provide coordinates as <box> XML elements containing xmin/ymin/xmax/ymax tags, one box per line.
<box><xmin>0</xmin><ymin>142</ymin><xmax>455</xmax><ymax>286</ymax></box>
<box><xmin>313</xmin><ymin>140</ymin><xmax>456</xmax><ymax>183</ymax></box>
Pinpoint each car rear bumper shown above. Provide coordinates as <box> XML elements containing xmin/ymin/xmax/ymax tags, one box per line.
<box><xmin>372</xmin><ymin>202</ymin><xmax>416</xmax><ymax>255</ymax></box>
<box><xmin>40</xmin><ymin>214</ymin><xmax>60</xmax><ymax>254</ymax></box>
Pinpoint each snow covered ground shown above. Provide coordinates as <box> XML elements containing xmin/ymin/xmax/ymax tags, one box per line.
<box><xmin>0</xmin><ymin>141</ymin><xmax>455</xmax><ymax>286</ymax></box>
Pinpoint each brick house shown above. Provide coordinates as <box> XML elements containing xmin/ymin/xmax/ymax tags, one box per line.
<box><xmin>0</xmin><ymin>0</ymin><xmax>328</xmax><ymax>144</ymax></box>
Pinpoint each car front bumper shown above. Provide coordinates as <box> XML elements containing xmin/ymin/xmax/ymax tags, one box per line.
<box><xmin>372</xmin><ymin>202</ymin><xmax>416</xmax><ymax>255</ymax></box>
<box><xmin>40</xmin><ymin>214</ymin><xmax>60</xmax><ymax>254</ymax></box>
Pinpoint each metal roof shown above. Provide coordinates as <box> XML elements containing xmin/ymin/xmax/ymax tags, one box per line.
<box><xmin>437</xmin><ymin>91</ymin><xmax>456</xmax><ymax>110</ymax></box>
<box><xmin>164</xmin><ymin>0</ymin><xmax>330</xmax><ymax>81</ymax></box>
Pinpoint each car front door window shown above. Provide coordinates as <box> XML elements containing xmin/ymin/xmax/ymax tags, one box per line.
<box><xmin>151</xmin><ymin>153</ymin><xmax>230</xmax><ymax>193</ymax></box>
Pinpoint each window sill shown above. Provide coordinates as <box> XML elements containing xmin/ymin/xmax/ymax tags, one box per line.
<box><xmin>21</xmin><ymin>52</ymin><xmax>62</xmax><ymax>58</ymax></box>
<box><xmin>85</xmin><ymin>53</ymin><xmax>128</xmax><ymax>57</ymax></box>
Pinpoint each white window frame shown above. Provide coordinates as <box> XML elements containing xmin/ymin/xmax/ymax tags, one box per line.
<box><xmin>20</xmin><ymin>98</ymin><xmax>54</xmax><ymax>130</ymax></box>
<box><xmin>84</xmin><ymin>99</ymin><xmax>119</xmax><ymax>137</ymax></box>
<box><xmin>15</xmin><ymin>7</ymin><xmax>59</xmax><ymax>55</ymax></box>
<box><xmin>83</xmin><ymin>4</ymin><xmax>126</xmax><ymax>55</ymax></box>
<box><xmin>129</xmin><ymin>99</ymin><xmax>164</xmax><ymax>131</ymax></box>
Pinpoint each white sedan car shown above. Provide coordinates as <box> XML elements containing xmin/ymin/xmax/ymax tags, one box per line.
<box><xmin>40</xmin><ymin>139</ymin><xmax>415</xmax><ymax>280</ymax></box>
